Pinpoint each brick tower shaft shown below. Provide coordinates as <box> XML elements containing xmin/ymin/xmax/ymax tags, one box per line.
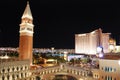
<box><xmin>19</xmin><ymin>2</ymin><xmax>34</xmax><ymax>65</ymax></box>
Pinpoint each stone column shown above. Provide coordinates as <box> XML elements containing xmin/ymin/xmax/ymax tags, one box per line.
<box><xmin>0</xmin><ymin>75</ymin><xmax>2</xmax><ymax>80</ymax></box>
<box><xmin>9</xmin><ymin>74</ymin><xmax>12</xmax><ymax>80</ymax></box>
<box><xmin>19</xmin><ymin>73</ymin><xmax>21</xmax><ymax>79</ymax></box>
<box><xmin>4</xmin><ymin>75</ymin><xmax>7</xmax><ymax>80</ymax></box>
<box><xmin>9</xmin><ymin>67</ymin><xmax>12</xmax><ymax>72</ymax></box>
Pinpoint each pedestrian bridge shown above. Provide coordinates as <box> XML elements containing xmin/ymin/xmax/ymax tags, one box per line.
<box><xmin>32</xmin><ymin>63</ymin><xmax>94</xmax><ymax>80</ymax></box>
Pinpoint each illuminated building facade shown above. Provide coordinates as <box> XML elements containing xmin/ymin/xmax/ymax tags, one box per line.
<box><xmin>0</xmin><ymin>59</ymin><xmax>34</xmax><ymax>80</ymax></box>
<box><xmin>75</xmin><ymin>28</ymin><xmax>110</xmax><ymax>54</ymax></box>
<box><xmin>99</xmin><ymin>54</ymin><xmax>120</xmax><ymax>80</ymax></box>
<box><xmin>109</xmin><ymin>38</ymin><xmax>116</xmax><ymax>52</ymax></box>
<box><xmin>0</xmin><ymin>2</ymin><xmax>36</xmax><ymax>80</ymax></box>
<box><xmin>19</xmin><ymin>2</ymin><xmax>34</xmax><ymax>65</ymax></box>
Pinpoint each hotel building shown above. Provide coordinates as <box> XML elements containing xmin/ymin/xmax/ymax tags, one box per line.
<box><xmin>75</xmin><ymin>28</ymin><xmax>111</xmax><ymax>55</ymax></box>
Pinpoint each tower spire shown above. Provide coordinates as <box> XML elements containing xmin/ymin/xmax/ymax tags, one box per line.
<box><xmin>22</xmin><ymin>1</ymin><xmax>33</xmax><ymax>20</ymax></box>
<box><xmin>27</xmin><ymin>1</ymin><xmax>29</xmax><ymax>4</ymax></box>
<box><xmin>19</xmin><ymin>1</ymin><xmax>34</xmax><ymax>65</ymax></box>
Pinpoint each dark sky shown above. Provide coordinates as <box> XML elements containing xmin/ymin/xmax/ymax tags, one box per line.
<box><xmin>0</xmin><ymin>0</ymin><xmax>119</xmax><ymax>49</ymax></box>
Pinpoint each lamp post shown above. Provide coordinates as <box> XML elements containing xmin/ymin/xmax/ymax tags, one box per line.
<box><xmin>51</xmin><ymin>47</ymin><xmax>54</xmax><ymax>56</ymax></box>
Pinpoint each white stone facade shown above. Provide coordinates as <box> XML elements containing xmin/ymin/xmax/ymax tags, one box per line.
<box><xmin>0</xmin><ymin>59</ymin><xmax>34</xmax><ymax>80</ymax></box>
<box><xmin>99</xmin><ymin>59</ymin><xmax>120</xmax><ymax>80</ymax></box>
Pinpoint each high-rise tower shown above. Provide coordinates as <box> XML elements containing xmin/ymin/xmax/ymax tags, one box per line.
<box><xmin>75</xmin><ymin>28</ymin><xmax>110</xmax><ymax>54</ymax></box>
<box><xmin>19</xmin><ymin>2</ymin><xmax>34</xmax><ymax>65</ymax></box>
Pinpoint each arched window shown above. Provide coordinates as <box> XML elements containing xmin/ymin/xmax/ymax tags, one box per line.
<box><xmin>25</xmin><ymin>73</ymin><xmax>27</xmax><ymax>77</ymax></box>
<box><xmin>12</xmin><ymin>67</ymin><xmax>14</xmax><ymax>71</ymax></box>
<box><xmin>17</xmin><ymin>74</ymin><xmax>19</xmax><ymax>78</ymax></box>
<box><xmin>12</xmin><ymin>74</ymin><xmax>15</xmax><ymax>79</ymax></box>
<box><xmin>21</xmin><ymin>73</ymin><xmax>23</xmax><ymax>78</ymax></box>
<box><xmin>2</xmin><ymin>69</ymin><xmax>5</xmax><ymax>73</ymax></box>
<box><xmin>25</xmin><ymin>66</ymin><xmax>27</xmax><ymax>70</ymax></box>
<box><xmin>2</xmin><ymin>76</ymin><xmax>5</xmax><ymax>80</ymax></box>
<box><xmin>17</xmin><ymin>67</ymin><xmax>19</xmax><ymax>71</ymax></box>
<box><xmin>7</xmin><ymin>68</ymin><xmax>10</xmax><ymax>72</ymax></box>
<box><xmin>7</xmin><ymin>75</ymin><xmax>10</xmax><ymax>80</ymax></box>
<box><xmin>21</xmin><ymin>67</ymin><xmax>23</xmax><ymax>70</ymax></box>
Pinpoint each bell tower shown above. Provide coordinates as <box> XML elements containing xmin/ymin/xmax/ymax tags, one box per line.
<box><xmin>19</xmin><ymin>1</ymin><xmax>34</xmax><ymax>65</ymax></box>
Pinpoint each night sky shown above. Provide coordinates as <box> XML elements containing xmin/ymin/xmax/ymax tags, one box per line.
<box><xmin>0</xmin><ymin>0</ymin><xmax>119</xmax><ymax>49</ymax></box>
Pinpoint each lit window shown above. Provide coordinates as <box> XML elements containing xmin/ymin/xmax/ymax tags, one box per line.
<box><xmin>101</xmin><ymin>67</ymin><xmax>103</xmax><ymax>70</ymax></box>
<box><xmin>114</xmin><ymin>68</ymin><xmax>116</xmax><ymax>72</ymax></box>
<box><xmin>105</xmin><ymin>67</ymin><xmax>107</xmax><ymax>71</ymax></box>
<box><xmin>110</xmin><ymin>67</ymin><xmax>112</xmax><ymax>72</ymax></box>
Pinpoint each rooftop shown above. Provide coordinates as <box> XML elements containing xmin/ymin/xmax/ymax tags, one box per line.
<box><xmin>100</xmin><ymin>53</ymin><xmax>120</xmax><ymax>60</ymax></box>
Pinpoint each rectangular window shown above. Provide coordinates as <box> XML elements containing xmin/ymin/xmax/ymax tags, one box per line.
<box><xmin>27</xmin><ymin>28</ymin><xmax>32</xmax><ymax>31</ymax></box>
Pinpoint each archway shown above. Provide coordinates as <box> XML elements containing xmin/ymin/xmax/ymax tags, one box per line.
<box><xmin>36</xmin><ymin>76</ymin><xmax>41</xmax><ymax>80</ymax></box>
<box><xmin>53</xmin><ymin>74</ymin><xmax>78</xmax><ymax>80</ymax></box>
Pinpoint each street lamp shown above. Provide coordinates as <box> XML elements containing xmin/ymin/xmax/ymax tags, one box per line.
<box><xmin>51</xmin><ymin>47</ymin><xmax>55</xmax><ymax>56</ymax></box>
